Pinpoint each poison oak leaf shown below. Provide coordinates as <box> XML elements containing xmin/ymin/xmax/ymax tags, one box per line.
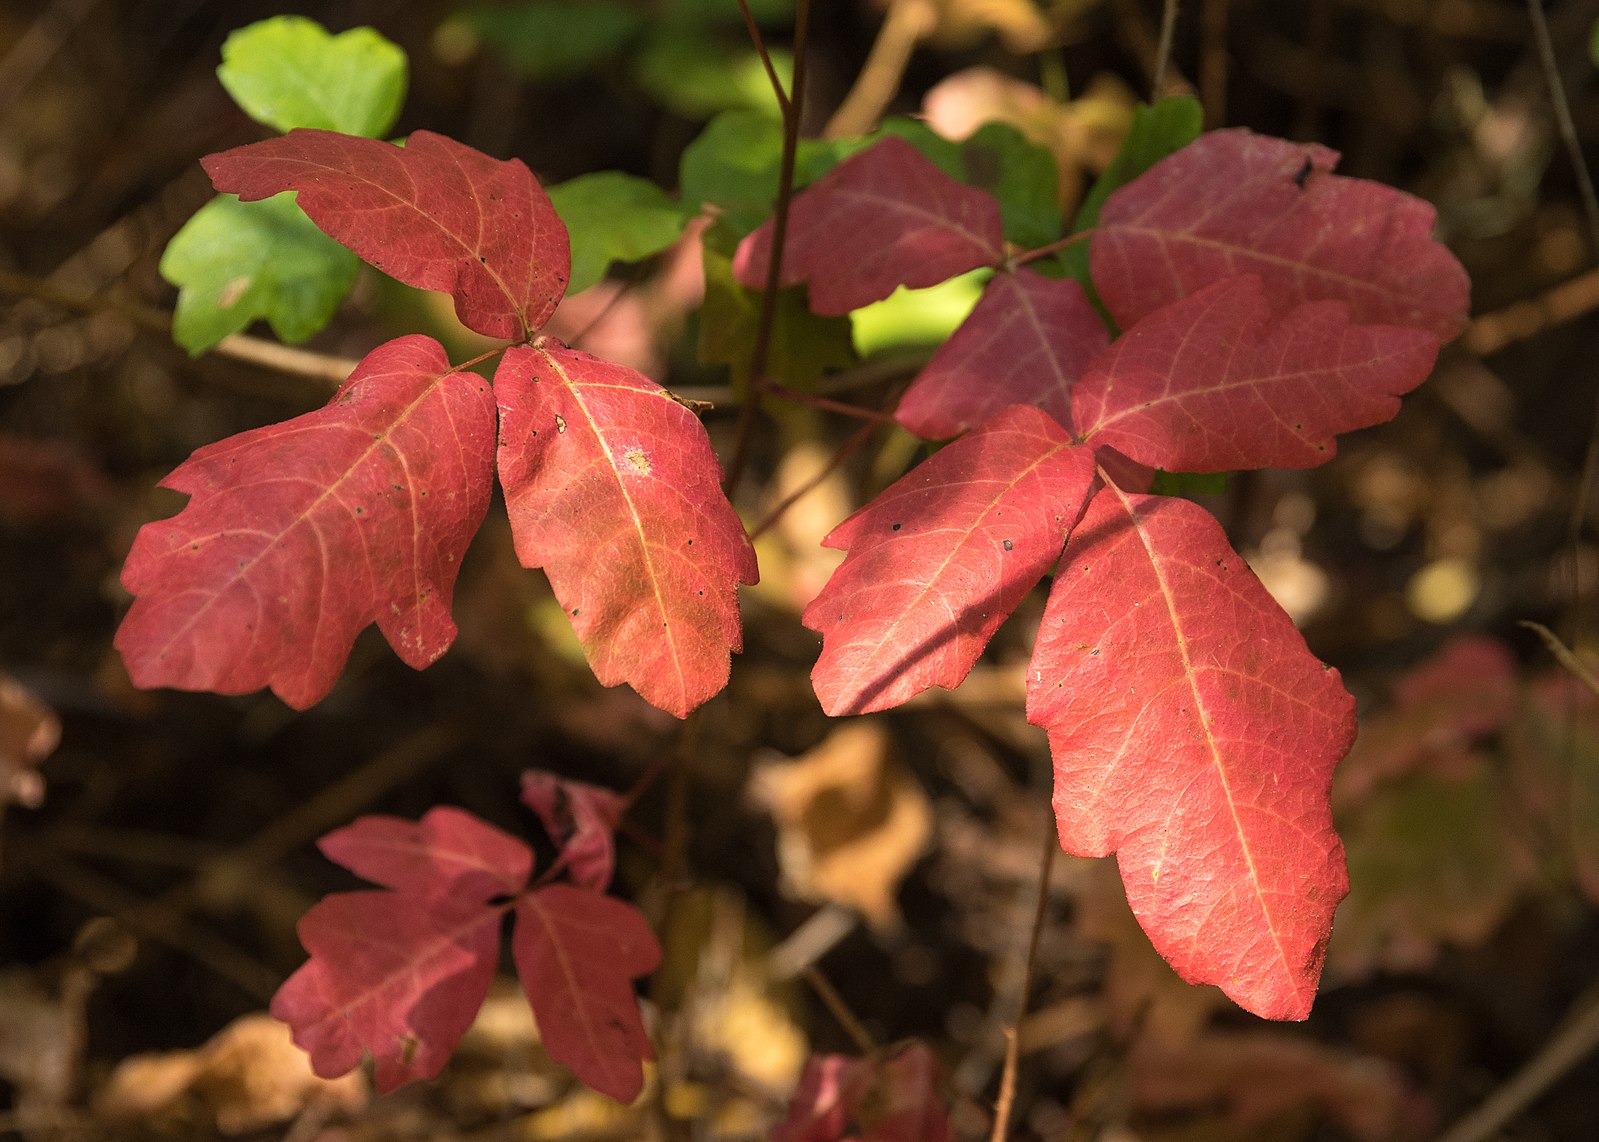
<box><xmin>115</xmin><ymin>335</ymin><xmax>495</xmax><ymax>709</ymax></box>
<box><xmin>519</xmin><ymin>770</ymin><xmax>625</xmax><ymax>892</ymax></box>
<box><xmin>317</xmin><ymin>805</ymin><xmax>533</xmax><ymax>901</ymax></box>
<box><xmin>1028</xmin><ymin>484</ymin><xmax>1354</xmax><ymax>1019</ymax></box>
<box><xmin>512</xmin><ymin>885</ymin><xmax>660</xmax><ymax>1103</ymax></box>
<box><xmin>1092</xmin><ymin>128</ymin><xmax>1469</xmax><ymax>338</ymax></box>
<box><xmin>271</xmin><ymin>890</ymin><xmax>505</xmax><ymax>1093</ymax></box>
<box><xmin>733</xmin><ymin>136</ymin><xmax>1005</xmax><ymax>315</ymax></box>
<box><xmin>494</xmin><ymin>341</ymin><xmax>757</xmax><ymax>718</ymax></box>
<box><xmin>805</xmin><ymin>405</ymin><xmax>1095</xmax><ymax>715</ymax></box>
<box><xmin>774</xmin><ymin>1044</ymin><xmax>954</xmax><ymax>1142</ymax></box>
<box><xmin>896</xmin><ymin>268</ymin><xmax>1109</xmax><ymax>439</ymax></box>
<box><xmin>204</xmin><ymin>129</ymin><xmax>570</xmax><ymax>340</ymax></box>
<box><xmin>1075</xmin><ymin>275</ymin><xmax>1440</xmax><ymax>471</ymax></box>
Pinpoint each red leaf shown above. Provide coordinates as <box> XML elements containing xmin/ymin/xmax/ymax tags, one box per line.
<box><xmin>733</xmin><ymin>136</ymin><xmax>1004</xmax><ymax>315</ymax></box>
<box><xmin>773</xmin><ymin>1045</ymin><xmax>954</xmax><ymax>1142</ymax></box>
<box><xmin>804</xmin><ymin>405</ymin><xmax>1095</xmax><ymax>716</ymax></box>
<box><xmin>1075</xmin><ymin>276</ymin><xmax>1440</xmax><ymax>471</ymax></box>
<box><xmin>318</xmin><ymin>806</ymin><xmax>533</xmax><ymax>901</ymax></box>
<box><xmin>116</xmin><ymin>335</ymin><xmax>495</xmax><ymax>709</ymax></box>
<box><xmin>271</xmin><ymin>890</ymin><xmax>502</xmax><ymax>1092</ymax></box>
<box><xmin>896</xmin><ymin>268</ymin><xmax>1109</xmax><ymax>440</ymax></box>
<box><xmin>1093</xmin><ymin>129</ymin><xmax>1469</xmax><ymax>338</ymax></box>
<box><xmin>204</xmin><ymin>129</ymin><xmax>570</xmax><ymax>340</ymax></box>
<box><xmin>512</xmin><ymin>884</ymin><xmax>660</xmax><ymax>1102</ymax></box>
<box><xmin>773</xmin><ymin>1054</ymin><xmax>863</xmax><ymax>1142</ymax></box>
<box><xmin>1027</xmin><ymin>484</ymin><xmax>1354</xmax><ymax>1019</ymax></box>
<box><xmin>495</xmin><ymin>341</ymin><xmax>757</xmax><ymax>717</ymax></box>
<box><xmin>519</xmin><ymin>771</ymin><xmax>625</xmax><ymax>892</ymax></box>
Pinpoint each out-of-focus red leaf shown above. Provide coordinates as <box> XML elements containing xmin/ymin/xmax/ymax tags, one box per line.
<box><xmin>494</xmin><ymin>341</ymin><xmax>757</xmax><ymax>717</ymax></box>
<box><xmin>1334</xmin><ymin>636</ymin><xmax>1518</xmax><ymax>811</ymax></box>
<box><xmin>271</xmin><ymin>891</ymin><xmax>502</xmax><ymax>1093</ymax></box>
<box><xmin>1332</xmin><ymin>761</ymin><xmax>1532</xmax><ymax>978</ymax></box>
<box><xmin>512</xmin><ymin>884</ymin><xmax>660</xmax><ymax>1103</ymax></box>
<box><xmin>519</xmin><ymin>770</ymin><xmax>624</xmax><ymax>891</ymax></box>
<box><xmin>1028</xmin><ymin>484</ymin><xmax>1354</xmax><ymax>1019</ymax></box>
<box><xmin>1075</xmin><ymin>276</ymin><xmax>1440</xmax><ymax>471</ymax></box>
<box><xmin>1092</xmin><ymin>129</ymin><xmax>1469</xmax><ymax>338</ymax></box>
<box><xmin>204</xmin><ymin>129</ymin><xmax>570</xmax><ymax>340</ymax></box>
<box><xmin>805</xmin><ymin>405</ymin><xmax>1095</xmax><ymax>715</ymax></box>
<box><xmin>896</xmin><ymin>268</ymin><xmax>1108</xmax><ymax>440</ymax></box>
<box><xmin>772</xmin><ymin>1053</ymin><xmax>862</xmax><ymax>1142</ymax></box>
<box><xmin>1129</xmin><ymin>1032</ymin><xmax>1414</xmax><ymax>1141</ymax></box>
<box><xmin>0</xmin><ymin>434</ymin><xmax>110</xmax><ymax>521</ymax></box>
<box><xmin>733</xmin><ymin>136</ymin><xmax>1004</xmax><ymax>315</ymax></box>
<box><xmin>116</xmin><ymin>335</ymin><xmax>495</xmax><ymax>709</ymax></box>
<box><xmin>317</xmin><ymin>806</ymin><xmax>532</xmax><ymax>901</ymax></box>
<box><xmin>1509</xmin><ymin>672</ymin><xmax>1599</xmax><ymax>905</ymax></box>
<box><xmin>772</xmin><ymin>1044</ymin><xmax>954</xmax><ymax>1142</ymax></box>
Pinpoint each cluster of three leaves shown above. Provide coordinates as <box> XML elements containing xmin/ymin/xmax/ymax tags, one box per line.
<box><xmin>734</xmin><ymin>130</ymin><xmax>1469</xmax><ymax>1019</ymax></box>
<box><xmin>275</xmin><ymin>773</ymin><xmax>657</xmax><ymax>1101</ymax></box>
<box><xmin>118</xmin><ymin>128</ymin><xmax>757</xmax><ymax>718</ymax></box>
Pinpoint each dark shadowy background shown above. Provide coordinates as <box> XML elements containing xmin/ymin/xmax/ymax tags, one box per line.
<box><xmin>2</xmin><ymin>0</ymin><xmax>1599</xmax><ymax>1138</ymax></box>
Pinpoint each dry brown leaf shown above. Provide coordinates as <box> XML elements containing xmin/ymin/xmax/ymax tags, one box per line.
<box><xmin>751</xmin><ymin>721</ymin><xmax>932</xmax><ymax>929</ymax></box>
<box><xmin>96</xmin><ymin>1012</ymin><xmax>367</xmax><ymax>1134</ymax></box>
<box><xmin>0</xmin><ymin>673</ymin><xmax>58</xmax><ymax>814</ymax></box>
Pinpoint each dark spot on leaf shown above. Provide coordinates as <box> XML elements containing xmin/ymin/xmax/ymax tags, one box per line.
<box><xmin>891</xmin><ymin>522</ymin><xmax>902</xmax><ymax>531</ymax></box>
<box><xmin>1294</xmin><ymin>156</ymin><xmax>1314</xmax><ymax>188</ymax></box>
<box><xmin>572</xmin><ymin>608</ymin><xmax>581</xmax><ymax>616</ymax></box>
<box><xmin>354</xmin><ymin>506</ymin><xmax>364</xmax><ymax>515</ymax></box>
<box><xmin>1003</xmin><ymin>539</ymin><xmax>1014</xmax><ymax>551</ymax></box>
<box><xmin>190</xmin><ymin>544</ymin><xmax>199</xmax><ymax>551</ymax></box>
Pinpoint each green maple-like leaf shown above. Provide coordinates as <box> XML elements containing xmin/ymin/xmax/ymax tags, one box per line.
<box><xmin>162</xmin><ymin>193</ymin><xmax>358</xmax><ymax>354</ymax></box>
<box><xmin>548</xmin><ymin>172</ymin><xmax>695</xmax><ymax>295</ymax></box>
<box><xmin>218</xmin><ymin>15</ymin><xmax>407</xmax><ymax>137</ymax></box>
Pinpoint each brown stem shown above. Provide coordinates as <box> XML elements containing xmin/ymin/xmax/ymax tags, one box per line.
<box><xmin>1009</xmin><ymin>229</ymin><xmax>1094</xmax><ymax>269</ymax></box>
<box><xmin>757</xmin><ymin>379</ymin><xmax>897</xmax><ymax>423</ymax></box>
<box><xmin>1152</xmin><ymin>0</ymin><xmax>1181</xmax><ymax>100</ymax></box>
<box><xmin>748</xmin><ymin>415</ymin><xmax>883</xmax><ymax>541</ymax></box>
<box><xmin>989</xmin><ymin>814</ymin><xmax>1058</xmax><ymax>1141</ymax></box>
<box><xmin>722</xmin><ymin>0</ymin><xmax>811</xmax><ymax>495</ymax></box>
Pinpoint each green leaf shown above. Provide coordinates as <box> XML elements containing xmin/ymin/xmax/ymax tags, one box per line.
<box><xmin>1151</xmin><ymin>470</ymin><xmax>1229</xmax><ymax>497</ymax></box>
<box><xmin>698</xmin><ymin>222</ymin><xmax>855</xmax><ymax>392</ymax></box>
<box><xmin>958</xmin><ymin>122</ymin><xmax>1060</xmax><ymax>249</ymax></box>
<box><xmin>162</xmin><ymin>193</ymin><xmax>359</xmax><ymax>354</ymax></box>
<box><xmin>460</xmin><ymin>0</ymin><xmax>643</xmax><ymax>82</ymax></box>
<box><xmin>850</xmin><ymin>271</ymin><xmax>987</xmax><ymax>356</ymax></box>
<box><xmin>874</xmin><ymin>118</ymin><xmax>1059</xmax><ymax>248</ymax></box>
<box><xmin>548</xmin><ymin>172</ymin><xmax>695</xmax><ymax>295</ymax></box>
<box><xmin>633</xmin><ymin>30</ymin><xmax>791</xmax><ymax>120</ymax></box>
<box><xmin>1058</xmin><ymin>96</ymin><xmax>1202</xmax><ymax>285</ymax></box>
<box><xmin>680</xmin><ymin>110</ymin><xmax>858</xmax><ymax>235</ymax></box>
<box><xmin>1334</xmin><ymin>766</ymin><xmax>1530</xmax><ymax>975</ymax></box>
<box><xmin>217</xmin><ymin>16</ymin><xmax>406</xmax><ymax>137</ymax></box>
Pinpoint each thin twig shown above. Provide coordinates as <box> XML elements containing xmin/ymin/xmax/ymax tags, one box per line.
<box><xmin>803</xmin><ymin>964</ymin><xmax>879</xmax><ymax>1057</ymax></box>
<box><xmin>724</xmin><ymin>0</ymin><xmax>811</xmax><ymax>494</ymax></box>
<box><xmin>0</xmin><ymin>266</ymin><xmax>366</xmax><ymax>385</ymax></box>
<box><xmin>1152</xmin><ymin>0</ymin><xmax>1181</xmax><ymax>101</ymax></box>
<box><xmin>1526</xmin><ymin>0</ymin><xmax>1599</xmax><ymax>261</ymax></box>
<box><xmin>757</xmin><ymin>379</ymin><xmax>898</xmax><ymax>422</ymax></box>
<box><xmin>1009</xmin><ymin>229</ymin><xmax>1093</xmax><ymax>270</ymax></box>
<box><xmin>1437</xmin><ymin>976</ymin><xmax>1599</xmax><ymax>1142</ymax></box>
<box><xmin>735</xmin><ymin>0</ymin><xmax>790</xmax><ymax>116</ymax></box>
<box><xmin>1520</xmin><ymin>622</ymin><xmax>1599</xmax><ymax>701</ymax></box>
<box><xmin>989</xmin><ymin>814</ymin><xmax>1058</xmax><ymax>1142</ymax></box>
<box><xmin>748</xmin><ymin>416</ymin><xmax>883</xmax><ymax>541</ymax></box>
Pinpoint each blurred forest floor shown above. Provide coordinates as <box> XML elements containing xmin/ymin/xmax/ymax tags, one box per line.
<box><xmin>3</xmin><ymin>0</ymin><xmax>1599</xmax><ymax>1139</ymax></box>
